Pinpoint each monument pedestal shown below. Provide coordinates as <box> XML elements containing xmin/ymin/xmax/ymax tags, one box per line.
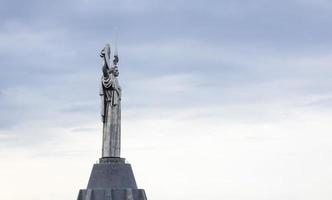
<box><xmin>77</xmin><ymin>158</ymin><xmax>147</xmax><ymax>200</ymax></box>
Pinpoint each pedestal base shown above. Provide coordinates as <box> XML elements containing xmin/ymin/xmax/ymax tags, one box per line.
<box><xmin>77</xmin><ymin>158</ymin><xmax>147</xmax><ymax>200</ymax></box>
<box><xmin>77</xmin><ymin>188</ymin><xmax>147</xmax><ymax>200</ymax></box>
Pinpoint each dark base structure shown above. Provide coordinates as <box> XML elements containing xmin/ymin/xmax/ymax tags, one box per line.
<box><xmin>77</xmin><ymin>158</ymin><xmax>147</xmax><ymax>200</ymax></box>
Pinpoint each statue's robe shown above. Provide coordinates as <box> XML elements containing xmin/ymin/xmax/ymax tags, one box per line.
<box><xmin>100</xmin><ymin>72</ymin><xmax>121</xmax><ymax>157</ymax></box>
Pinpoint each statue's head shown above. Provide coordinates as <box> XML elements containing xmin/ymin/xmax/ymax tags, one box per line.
<box><xmin>111</xmin><ymin>66</ymin><xmax>119</xmax><ymax>77</ymax></box>
<box><xmin>100</xmin><ymin>43</ymin><xmax>111</xmax><ymax>58</ymax></box>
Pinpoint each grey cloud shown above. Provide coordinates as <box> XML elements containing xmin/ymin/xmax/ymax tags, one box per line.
<box><xmin>0</xmin><ymin>0</ymin><xmax>331</xmax><ymax>145</ymax></box>
<box><xmin>2</xmin><ymin>0</ymin><xmax>332</xmax><ymax>49</ymax></box>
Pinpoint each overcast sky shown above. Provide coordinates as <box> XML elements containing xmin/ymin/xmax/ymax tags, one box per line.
<box><xmin>0</xmin><ymin>0</ymin><xmax>332</xmax><ymax>199</ymax></box>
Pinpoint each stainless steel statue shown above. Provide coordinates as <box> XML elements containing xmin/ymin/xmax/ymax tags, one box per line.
<box><xmin>77</xmin><ymin>43</ymin><xmax>148</xmax><ymax>200</ymax></box>
<box><xmin>99</xmin><ymin>44</ymin><xmax>121</xmax><ymax>158</ymax></box>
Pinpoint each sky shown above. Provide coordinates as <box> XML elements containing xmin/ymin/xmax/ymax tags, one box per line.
<box><xmin>0</xmin><ymin>0</ymin><xmax>332</xmax><ymax>199</ymax></box>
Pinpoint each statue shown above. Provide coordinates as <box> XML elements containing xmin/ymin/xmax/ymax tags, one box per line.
<box><xmin>77</xmin><ymin>43</ymin><xmax>148</xmax><ymax>200</ymax></box>
<box><xmin>99</xmin><ymin>44</ymin><xmax>121</xmax><ymax>158</ymax></box>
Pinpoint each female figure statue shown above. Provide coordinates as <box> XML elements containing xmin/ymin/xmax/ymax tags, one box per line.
<box><xmin>99</xmin><ymin>44</ymin><xmax>121</xmax><ymax>158</ymax></box>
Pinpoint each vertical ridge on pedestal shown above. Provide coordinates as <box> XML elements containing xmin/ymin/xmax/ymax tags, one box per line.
<box><xmin>86</xmin><ymin>189</ymin><xmax>92</xmax><ymax>200</ymax></box>
<box><xmin>126</xmin><ymin>189</ymin><xmax>133</xmax><ymax>200</ymax></box>
<box><xmin>105</xmin><ymin>189</ymin><xmax>112</xmax><ymax>200</ymax></box>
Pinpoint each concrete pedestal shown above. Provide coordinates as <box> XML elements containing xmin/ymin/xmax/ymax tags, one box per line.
<box><xmin>77</xmin><ymin>158</ymin><xmax>147</xmax><ymax>200</ymax></box>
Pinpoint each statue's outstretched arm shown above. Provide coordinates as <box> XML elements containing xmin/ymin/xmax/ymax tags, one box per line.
<box><xmin>101</xmin><ymin>44</ymin><xmax>112</xmax><ymax>78</ymax></box>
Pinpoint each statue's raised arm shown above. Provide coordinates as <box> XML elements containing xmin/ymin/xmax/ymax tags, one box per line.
<box><xmin>100</xmin><ymin>44</ymin><xmax>112</xmax><ymax>78</ymax></box>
